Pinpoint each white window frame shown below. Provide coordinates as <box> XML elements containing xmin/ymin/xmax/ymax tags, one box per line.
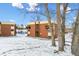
<box><xmin>11</xmin><ymin>31</ymin><xmax>15</xmax><ymax>35</ymax></box>
<box><xmin>11</xmin><ymin>26</ymin><xmax>15</xmax><ymax>29</ymax></box>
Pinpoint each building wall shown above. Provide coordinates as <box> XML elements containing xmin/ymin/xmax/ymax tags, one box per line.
<box><xmin>40</xmin><ymin>24</ymin><xmax>48</xmax><ymax>38</ymax></box>
<box><xmin>26</xmin><ymin>23</ymin><xmax>73</xmax><ymax>38</ymax></box>
<box><xmin>27</xmin><ymin>23</ymin><xmax>58</xmax><ymax>38</ymax></box>
<box><xmin>1</xmin><ymin>24</ymin><xmax>16</xmax><ymax>36</ymax></box>
<box><xmin>28</xmin><ymin>24</ymin><xmax>35</xmax><ymax>37</ymax></box>
<box><xmin>0</xmin><ymin>24</ymin><xmax>1</xmax><ymax>36</ymax></box>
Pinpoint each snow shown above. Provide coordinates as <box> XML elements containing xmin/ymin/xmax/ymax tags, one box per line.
<box><xmin>0</xmin><ymin>33</ymin><xmax>74</xmax><ymax>56</ymax></box>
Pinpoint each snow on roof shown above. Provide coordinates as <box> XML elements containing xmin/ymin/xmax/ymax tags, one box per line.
<box><xmin>27</xmin><ymin>21</ymin><xmax>57</xmax><ymax>25</ymax></box>
<box><xmin>1</xmin><ymin>22</ymin><xmax>16</xmax><ymax>25</ymax></box>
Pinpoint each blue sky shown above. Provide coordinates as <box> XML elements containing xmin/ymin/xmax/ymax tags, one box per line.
<box><xmin>0</xmin><ymin>3</ymin><xmax>78</xmax><ymax>27</ymax></box>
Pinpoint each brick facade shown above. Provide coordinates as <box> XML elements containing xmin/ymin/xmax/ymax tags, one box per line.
<box><xmin>0</xmin><ymin>22</ymin><xmax>16</xmax><ymax>36</ymax></box>
<box><xmin>27</xmin><ymin>21</ymin><xmax>58</xmax><ymax>38</ymax></box>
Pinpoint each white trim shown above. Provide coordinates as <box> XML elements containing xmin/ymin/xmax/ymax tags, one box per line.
<box><xmin>28</xmin><ymin>31</ymin><xmax>30</xmax><ymax>34</ymax></box>
<box><xmin>1</xmin><ymin>22</ymin><xmax>15</xmax><ymax>25</ymax></box>
<box><xmin>27</xmin><ymin>21</ymin><xmax>56</xmax><ymax>25</ymax></box>
<box><xmin>48</xmin><ymin>32</ymin><xmax>51</xmax><ymax>36</ymax></box>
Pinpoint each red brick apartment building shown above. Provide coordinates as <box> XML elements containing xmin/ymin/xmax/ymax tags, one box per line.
<box><xmin>0</xmin><ymin>22</ymin><xmax>16</xmax><ymax>36</ymax></box>
<box><xmin>0</xmin><ymin>22</ymin><xmax>1</xmax><ymax>36</ymax></box>
<box><xmin>26</xmin><ymin>21</ymin><xmax>58</xmax><ymax>38</ymax></box>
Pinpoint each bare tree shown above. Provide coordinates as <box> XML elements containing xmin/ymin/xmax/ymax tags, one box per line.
<box><xmin>56</xmin><ymin>3</ymin><xmax>68</xmax><ymax>51</ymax></box>
<box><xmin>71</xmin><ymin>10</ymin><xmax>79</xmax><ymax>56</ymax></box>
<box><xmin>56</xmin><ymin>3</ymin><xmax>64</xmax><ymax>51</ymax></box>
<box><xmin>45</xmin><ymin>3</ymin><xmax>56</xmax><ymax>46</ymax></box>
<box><xmin>61</xmin><ymin>3</ymin><xmax>68</xmax><ymax>46</ymax></box>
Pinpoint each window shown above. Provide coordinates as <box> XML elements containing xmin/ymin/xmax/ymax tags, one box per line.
<box><xmin>0</xmin><ymin>25</ymin><xmax>1</xmax><ymax>34</ymax></box>
<box><xmin>27</xmin><ymin>26</ymin><xmax>31</xmax><ymax>29</ymax></box>
<box><xmin>11</xmin><ymin>26</ymin><xmax>15</xmax><ymax>29</ymax></box>
<box><xmin>11</xmin><ymin>29</ymin><xmax>14</xmax><ymax>31</ymax></box>
<box><xmin>11</xmin><ymin>31</ymin><xmax>14</xmax><ymax>35</ymax></box>
<box><xmin>0</xmin><ymin>22</ymin><xmax>1</xmax><ymax>24</ymax></box>
<box><xmin>27</xmin><ymin>31</ymin><xmax>30</xmax><ymax>34</ymax></box>
<box><xmin>45</xmin><ymin>25</ymin><xmax>49</xmax><ymax>29</ymax></box>
<box><xmin>28</xmin><ymin>26</ymin><xmax>31</xmax><ymax>29</ymax></box>
<box><xmin>48</xmin><ymin>32</ymin><xmax>51</xmax><ymax>36</ymax></box>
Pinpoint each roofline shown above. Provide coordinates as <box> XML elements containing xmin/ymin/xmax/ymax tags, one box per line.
<box><xmin>27</xmin><ymin>21</ymin><xmax>57</xmax><ymax>25</ymax></box>
<box><xmin>1</xmin><ymin>22</ymin><xmax>16</xmax><ymax>25</ymax></box>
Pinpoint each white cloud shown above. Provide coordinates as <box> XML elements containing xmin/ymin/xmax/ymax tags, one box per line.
<box><xmin>26</xmin><ymin>7</ymin><xmax>35</xmax><ymax>11</ymax></box>
<box><xmin>29</xmin><ymin>3</ymin><xmax>38</xmax><ymax>7</ymax></box>
<box><xmin>60</xmin><ymin>5</ymin><xmax>71</xmax><ymax>13</ymax></box>
<box><xmin>9</xmin><ymin>19</ymin><xmax>15</xmax><ymax>22</ymax></box>
<box><xmin>26</xmin><ymin>3</ymin><xmax>39</xmax><ymax>12</ymax></box>
<box><xmin>66</xmin><ymin>7</ymin><xmax>71</xmax><ymax>13</ymax></box>
<box><xmin>12</xmin><ymin>2</ymin><xmax>39</xmax><ymax>11</ymax></box>
<box><xmin>12</xmin><ymin>2</ymin><xmax>24</xmax><ymax>9</ymax></box>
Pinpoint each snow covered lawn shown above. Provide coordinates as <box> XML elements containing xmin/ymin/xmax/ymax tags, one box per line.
<box><xmin>0</xmin><ymin>33</ymin><xmax>73</xmax><ymax>56</ymax></box>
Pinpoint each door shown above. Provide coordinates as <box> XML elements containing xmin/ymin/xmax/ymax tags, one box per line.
<box><xmin>35</xmin><ymin>24</ymin><xmax>40</xmax><ymax>37</ymax></box>
<box><xmin>35</xmin><ymin>31</ymin><xmax>40</xmax><ymax>37</ymax></box>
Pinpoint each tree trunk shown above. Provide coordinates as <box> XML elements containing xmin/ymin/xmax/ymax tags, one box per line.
<box><xmin>71</xmin><ymin>10</ymin><xmax>79</xmax><ymax>56</ymax></box>
<box><xmin>61</xmin><ymin>3</ymin><xmax>68</xmax><ymax>46</ymax></box>
<box><xmin>56</xmin><ymin>3</ymin><xmax>64</xmax><ymax>51</ymax></box>
<box><xmin>45</xmin><ymin>4</ymin><xmax>56</xmax><ymax>46</ymax></box>
<box><xmin>56</xmin><ymin>3</ymin><xmax>68</xmax><ymax>51</ymax></box>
